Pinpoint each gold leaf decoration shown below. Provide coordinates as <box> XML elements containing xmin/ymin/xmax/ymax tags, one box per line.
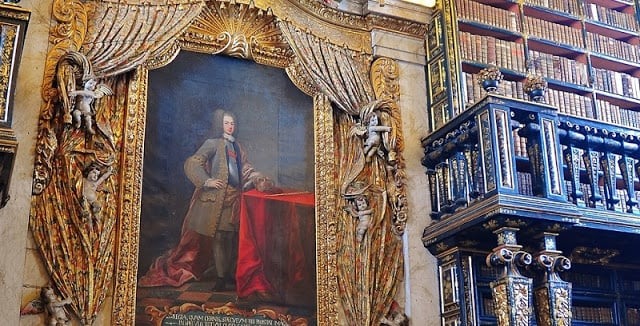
<box><xmin>180</xmin><ymin>0</ymin><xmax>294</xmax><ymax>68</ymax></box>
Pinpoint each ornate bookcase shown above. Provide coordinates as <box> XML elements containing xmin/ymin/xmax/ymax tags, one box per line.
<box><xmin>422</xmin><ymin>0</ymin><xmax>640</xmax><ymax>324</ymax></box>
<box><xmin>0</xmin><ymin>3</ymin><xmax>28</xmax><ymax>208</ymax></box>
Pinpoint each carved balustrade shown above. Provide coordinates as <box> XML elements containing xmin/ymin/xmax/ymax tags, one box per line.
<box><xmin>422</xmin><ymin>95</ymin><xmax>640</xmax><ymax>237</ymax></box>
<box><xmin>557</xmin><ymin>115</ymin><xmax>640</xmax><ymax>215</ymax></box>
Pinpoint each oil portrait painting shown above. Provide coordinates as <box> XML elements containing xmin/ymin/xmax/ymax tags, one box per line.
<box><xmin>135</xmin><ymin>51</ymin><xmax>316</xmax><ymax>326</ymax></box>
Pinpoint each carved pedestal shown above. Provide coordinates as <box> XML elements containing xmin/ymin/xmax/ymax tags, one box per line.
<box><xmin>486</xmin><ymin>227</ymin><xmax>533</xmax><ymax>326</ymax></box>
<box><xmin>532</xmin><ymin>233</ymin><xmax>572</xmax><ymax>326</ymax></box>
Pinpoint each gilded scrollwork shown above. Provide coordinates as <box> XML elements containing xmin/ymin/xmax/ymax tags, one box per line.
<box><xmin>112</xmin><ymin>67</ymin><xmax>148</xmax><ymax>325</ymax></box>
<box><xmin>371</xmin><ymin>57</ymin><xmax>400</xmax><ymax>103</ymax></box>
<box><xmin>313</xmin><ymin>94</ymin><xmax>339</xmax><ymax>325</ymax></box>
<box><xmin>553</xmin><ymin>288</ymin><xmax>571</xmax><ymax>326</ymax></box>
<box><xmin>492</xmin><ymin>283</ymin><xmax>509</xmax><ymax>325</ymax></box>
<box><xmin>180</xmin><ymin>1</ymin><xmax>294</xmax><ymax>68</ymax></box>
<box><xmin>513</xmin><ymin>282</ymin><xmax>530</xmax><ymax>326</ymax></box>
<box><xmin>487</xmin><ymin>228</ymin><xmax>533</xmax><ymax>326</ymax></box>
<box><xmin>531</xmin><ymin>233</ymin><xmax>573</xmax><ymax>326</ymax></box>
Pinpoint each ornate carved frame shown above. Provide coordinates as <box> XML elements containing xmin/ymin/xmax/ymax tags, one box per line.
<box><xmin>30</xmin><ymin>0</ymin><xmax>422</xmax><ymax>324</ymax></box>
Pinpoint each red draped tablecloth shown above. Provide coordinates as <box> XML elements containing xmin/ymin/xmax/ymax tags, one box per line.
<box><xmin>235</xmin><ymin>189</ymin><xmax>315</xmax><ymax>305</ymax></box>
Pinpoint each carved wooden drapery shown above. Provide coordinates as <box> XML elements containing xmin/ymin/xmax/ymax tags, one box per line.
<box><xmin>279</xmin><ymin>20</ymin><xmax>406</xmax><ymax>326</ymax></box>
<box><xmin>31</xmin><ymin>70</ymin><xmax>131</xmax><ymax>325</ymax></box>
<box><xmin>278</xmin><ymin>21</ymin><xmax>375</xmax><ymax>115</ymax></box>
<box><xmin>82</xmin><ymin>0</ymin><xmax>205</xmax><ymax>77</ymax></box>
<box><xmin>31</xmin><ymin>0</ymin><xmax>412</xmax><ymax>324</ymax></box>
<box><xmin>34</xmin><ymin>0</ymin><xmax>205</xmax><ymax>194</ymax></box>
<box><xmin>31</xmin><ymin>1</ymin><xmax>206</xmax><ymax>324</ymax></box>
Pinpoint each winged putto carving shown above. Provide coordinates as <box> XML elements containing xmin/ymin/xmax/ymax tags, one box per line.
<box><xmin>68</xmin><ymin>78</ymin><xmax>113</xmax><ymax>134</ymax></box>
<box><xmin>56</xmin><ymin>51</ymin><xmax>113</xmax><ymax>135</ymax></box>
<box><xmin>349</xmin><ymin>99</ymin><xmax>393</xmax><ymax>163</ymax></box>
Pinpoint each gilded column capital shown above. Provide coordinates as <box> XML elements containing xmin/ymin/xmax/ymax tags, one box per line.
<box><xmin>486</xmin><ymin>227</ymin><xmax>534</xmax><ymax>326</ymax></box>
<box><xmin>532</xmin><ymin>232</ymin><xmax>573</xmax><ymax>326</ymax></box>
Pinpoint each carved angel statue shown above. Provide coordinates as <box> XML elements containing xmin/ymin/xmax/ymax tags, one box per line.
<box><xmin>68</xmin><ymin>78</ymin><xmax>113</xmax><ymax>134</ymax></box>
<box><xmin>42</xmin><ymin>287</ymin><xmax>71</xmax><ymax>326</ymax></box>
<box><xmin>344</xmin><ymin>194</ymin><xmax>372</xmax><ymax>242</ymax></box>
<box><xmin>343</xmin><ymin>181</ymin><xmax>372</xmax><ymax>242</ymax></box>
<box><xmin>81</xmin><ymin>162</ymin><xmax>113</xmax><ymax>224</ymax></box>
<box><xmin>350</xmin><ymin>112</ymin><xmax>392</xmax><ymax>162</ymax></box>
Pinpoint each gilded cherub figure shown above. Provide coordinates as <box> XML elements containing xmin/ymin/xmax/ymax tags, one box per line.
<box><xmin>68</xmin><ymin>78</ymin><xmax>113</xmax><ymax>134</ymax></box>
<box><xmin>81</xmin><ymin>163</ymin><xmax>112</xmax><ymax>223</ymax></box>
<box><xmin>350</xmin><ymin>112</ymin><xmax>392</xmax><ymax>162</ymax></box>
<box><xmin>42</xmin><ymin>287</ymin><xmax>71</xmax><ymax>326</ymax></box>
<box><xmin>344</xmin><ymin>195</ymin><xmax>372</xmax><ymax>242</ymax></box>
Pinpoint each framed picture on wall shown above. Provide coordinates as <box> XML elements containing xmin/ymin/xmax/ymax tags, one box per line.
<box><xmin>135</xmin><ymin>51</ymin><xmax>318</xmax><ymax>325</ymax></box>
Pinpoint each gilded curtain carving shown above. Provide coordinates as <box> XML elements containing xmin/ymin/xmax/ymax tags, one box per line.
<box><xmin>30</xmin><ymin>68</ymin><xmax>131</xmax><ymax>325</ymax></box>
<box><xmin>81</xmin><ymin>0</ymin><xmax>205</xmax><ymax>77</ymax></box>
<box><xmin>278</xmin><ymin>21</ymin><xmax>375</xmax><ymax>115</ymax></box>
<box><xmin>31</xmin><ymin>1</ymin><xmax>204</xmax><ymax>324</ymax></box>
<box><xmin>279</xmin><ymin>20</ymin><xmax>405</xmax><ymax>326</ymax></box>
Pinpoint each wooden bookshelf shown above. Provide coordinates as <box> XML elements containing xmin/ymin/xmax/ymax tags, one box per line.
<box><xmin>424</xmin><ymin>0</ymin><xmax>640</xmax><ymax>321</ymax></box>
<box><xmin>426</xmin><ymin>0</ymin><xmax>640</xmax><ymax>130</ymax></box>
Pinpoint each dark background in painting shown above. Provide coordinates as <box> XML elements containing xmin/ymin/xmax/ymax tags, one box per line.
<box><xmin>138</xmin><ymin>51</ymin><xmax>314</xmax><ymax>273</ymax></box>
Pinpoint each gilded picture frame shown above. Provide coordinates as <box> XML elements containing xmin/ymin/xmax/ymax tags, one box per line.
<box><xmin>135</xmin><ymin>51</ymin><xmax>318</xmax><ymax>325</ymax></box>
<box><xmin>31</xmin><ymin>1</ymin><xmax>411</xmax><ymax>325</ymax></box>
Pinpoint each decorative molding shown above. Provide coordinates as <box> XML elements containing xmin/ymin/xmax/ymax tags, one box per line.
<box><xmin>112</xmin><ymin>67</ymin><xmax>148</xmax><ymax>325</ymax></box>
<box><xmin>366</xmin><ymin>13</ymin><xmax>428</xmax><ymax>38</ymax></box>
<box><xmin>313</xmin><ymin>94</ymin><xmax>340</xmax><ymax>325</ymax></box>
